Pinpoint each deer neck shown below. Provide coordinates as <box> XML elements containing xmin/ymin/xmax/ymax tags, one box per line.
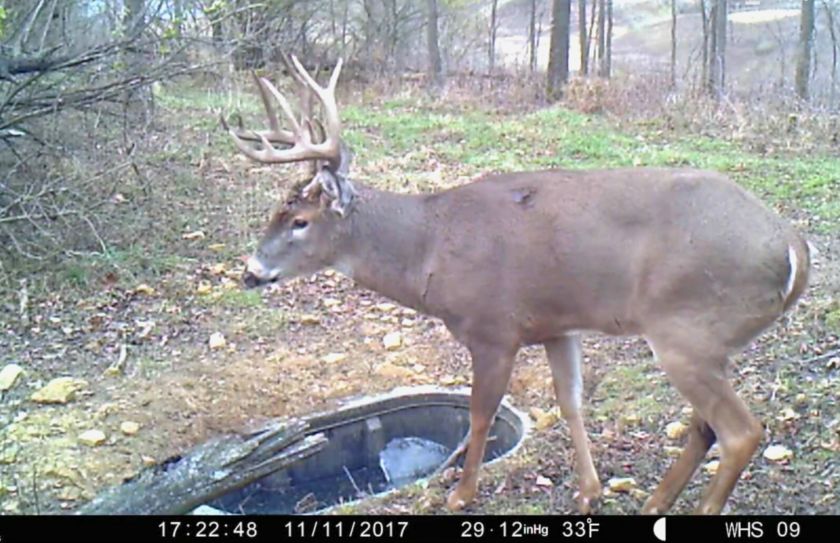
<box><xmin>333</xmin><ymin>184</ymin><xmax>431</xmax><ymax>311</ymax></box>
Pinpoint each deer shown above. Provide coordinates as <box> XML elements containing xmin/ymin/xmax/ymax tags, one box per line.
<box><xmin>222</xmin><ymin>56</ymin><xmax>810</xmax><ymax>515</ymax></box>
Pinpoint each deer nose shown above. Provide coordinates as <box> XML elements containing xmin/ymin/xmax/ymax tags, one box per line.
<box><xmin>242</xmin><ymin>255</ymin><xmax>280</xmax><ymax>288</ymax></box>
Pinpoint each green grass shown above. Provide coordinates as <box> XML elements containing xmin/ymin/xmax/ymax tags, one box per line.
<box><xmin>158</xmin><ymin>80</ymin><xmax>839</xmax><ymax>235</ymax></box>
<box><xmin>336</xmin><ymin>99</ymin><xmax>840</xmax><ymax>231</ymax></box>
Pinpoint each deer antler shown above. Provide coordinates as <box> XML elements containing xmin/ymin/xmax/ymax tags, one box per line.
<box><xmin>223</xmin><ymin>56</ymin><xmax>343</xmax><ymax>169</ymax></box>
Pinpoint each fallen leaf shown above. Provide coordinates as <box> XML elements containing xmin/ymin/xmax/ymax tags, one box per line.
<box><xmin>196</xmin><ymin>282</ymin><xmax>213</xmax><ymax>295</ymax></box>
<box><xmin>31</xmin><ymin>377</ymin><xmax>88</xmax><ymax>404</ymax></box>
<box><xmin>209</xmin><ymin>332</ymin><xmax>226</xmax><ymax>350</ymax></box>
<box><xmin>322</xmin><ymin>353</ymin><xmax>348</xmax><ymax>364</ymax></box>
<box><xmin>182</xmin><ymin>230</ymin><xmax>205</xmax><ymax>240</ymax></box>
<box><xmin>0</xmin><ymin>364</ymin><xmax>24</xmax><ymax>392</ymax></box>
<box><xmin>78</xmin><ymin>430</ymin><xmax>107</xmax><ymax>447</ymax></box>
<box><xmin>665</xmin><ymin>421</ymin><xmax>688</xmax><ymax>440</ymax></box>
<box><xmin>133</xmin><ymin>284</ymin><xmax>155</xmax><ymax>296</ymax></box>
<box><xmin>535</xmin><ymin>475</ymin><xmax>553</xmax><ymax>487</ymax></box>
<box><xmin>763</xmin><ymin>444</ymin><xmax>793</xmax><ymax>462</ymax></box>
<box><xmin>607</xmin><ymin>477</ymin><xmax>637</xmax><ymax>493</ymax></box>
<box><xmin>120</xmin><ymin>421</ymin><xmax>141</xmax><ymax>436</ymax></box>
<box><xmin>383</xmin><ymin>331</ymin><xmax>403</xmax><ymax>351</ymax></box>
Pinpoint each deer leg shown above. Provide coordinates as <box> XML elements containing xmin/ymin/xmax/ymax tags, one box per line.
<box><xmin>642</xmin><ymin>410</ymin><xmax>716</xmax><ymax>514</ymax></box>
<box><xmin>651</xmin><ymin>343</ymin><xmax>763</xmax><ymax>515</ymax></box>
<box><xmin>544</xmin><ymin>335</ymin><xmax>601</xmax><ymax>514</ymax></box>
<box><xmin>446</xmin><ymin>341</ymin><xmax>517</xmax><ymax>511</ymax></box>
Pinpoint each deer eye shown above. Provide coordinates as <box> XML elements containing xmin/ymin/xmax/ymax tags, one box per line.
<box><xmin>292</xmin><ymin>218</ymin><xmax>309</xmax><ymax>230</ymax></box>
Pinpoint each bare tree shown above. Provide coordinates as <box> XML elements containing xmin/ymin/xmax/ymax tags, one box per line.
<box><xmin>596</xmin><ymin>0</ymin><xmax>605</xmax><ymax>75</ymax></box>
<box><xmin>489</xmin><ymin>0</ymin><xmax>499</xmax><ymax>73</ymax></box>
<box><xmin>796</xmin><ymin>0</ymin><xmax>816</xmax><ymax>101</ymax></box>
<box><xmin>824</xmin><ymin>0</ymin><xmax>839</xmax><ymax>104</ymax></box>
<box><xmin>528</xmin><ymin>0</ymin><xmax>539</xmax><ymax>72</ymax></box>
<box><xmin>604</xmin><ymin>0</ymin><xmax>612</xmax><ymax>77</ymax></box>
<box><xmin>426</xmin><ymin>0</ymin><xmax>444</xmax><ymax>90</ymax></box>
<box><xmin>579</xmin><ymin>0</ymin><xmax>589</xmax><ymax>75</ymax></box>
<box><xmin>547</xmin><ymin>0</ymin><xmax>572</xmax><ymax>99</ymax></box>
<box><xmin>671</xmin><ymin>0</ymin><xmax>677</xmax><ymax>88</ymax></box>
<box><xmin>708</xmin><ymin>0</ymin><xmax>727</xmax><ymax>98</ymax></box>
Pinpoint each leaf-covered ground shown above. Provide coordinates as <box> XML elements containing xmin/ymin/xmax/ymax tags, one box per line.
<box><xmin>0</xmin><ymin>80</ymin><xmax>838</xmax><ymax>515</ymax></box>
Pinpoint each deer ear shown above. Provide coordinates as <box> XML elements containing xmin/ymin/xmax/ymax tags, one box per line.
<box><xmin>304</xmin><ymin>168</ymin><xmax>356</xmax><ymax>217</ymax></box>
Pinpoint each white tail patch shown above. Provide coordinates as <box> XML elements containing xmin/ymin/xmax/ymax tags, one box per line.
<box><xmin>783</xmin><ymin>244</ymin><xmax>798</xmax><ymax>300</ymax></box>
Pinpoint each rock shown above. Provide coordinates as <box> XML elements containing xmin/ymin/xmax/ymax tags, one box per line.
<box><xmin>703</xmin><ymin>460</ymin><xmax>720</xmax><ymax>475</ymax></box>
<box><xmin>763</xmin><ymin>444</ymin><xmax>793</xmax><ymax>462</ymax></box>
<box><xmin>665</xmin><ymin>421</ymin><xmax>687</xmax><ymax>440</ymax></box>
<box><xmin>31</xmin><ymin>377</ymin><xmax>88</xmax><ymax>404</ymax></box>
<box><xmin>0</xmin><ymin>364</ymin><xmax>24</xmax><ymax>391</ymax></box>
<box><xmin>322</xmin><ymin>353</ymin><xmax>348</xmax><ymax>364</ymax></box>
<box><xmin>323</xmin><ymin>298</ymin><xmax>341</xmax><ymax>308</ymax></box>
<box><xmin>141</xmin><ymin>455</ymin><xmax>156</xmax><ymax>467</ymax></box>
<box><xmin>208</xmin><ymin>332</ymin><xmax>226</xmax><ymax>350</ymax></box>
<box><xmin>376</xmin><ymin>302</ymin><xmax>397</xmax><ymax>312</ymax></box>
<box><xmin>78</xmin><ymin>429</ymin><xmax>107</xmax><ymax>446</ymax></box>
<box><xmin>382</xmin><ymin>331</ymin><xmax>403</xmax><ymax>351</ymax></box>
<box><xmin>607</xmin><ymin>477</ymin><xmax>637</xmax><ymax>493</ymax></box>
<box><xmin>120</xmin><ymin>421</ymin><xmax>141</xmax><ymax>436</ymax></box>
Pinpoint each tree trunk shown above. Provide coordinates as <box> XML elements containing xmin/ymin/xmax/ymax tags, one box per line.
<box><xmin>604</xmin><ymin>0</ymin><xmax>612</xmax><ymax>77</ymax></box>
<box><xmin>700</xmin><ymin>0</ymin><xmax>709</xmax><ymax>90</ymax></box>
<box><xmin>529</xmin><ymin>0</ymin><xmax>538</xmax><ymax>72</ymax></box>
<box><xmin>708</xmin><ymin>0</ymin><xmax>727</xmax><ymax>99</ymax></box>
<box><xmin>489</xmin><ymin>0</ymin><xmax>499</xmax><ymax>73</ymax></box>
<box><xmin>670</xmin><ymin>0</ymin><xmax>677</xmax><ymax>88</ymax></box>
<box><xmin>596</xmin><ymin>0</ymin><xmax>605</xmax><ymax>76</ymax></box>
<box><xmin>824</xmin><ymin>0</ymin><xmax>838</xmax><ymax>105</ymax></box>
<box><xmin>77</xmin><ymin>420</ymin><xmax>327</xmax><ymax>515</ymax></box>
<box><xmin>547</xmin><ymin>0</ymin><xmax>572</xmax><ymax>100</ymax></box>
<box><xmin>795</xmin><ymin>0</ymin><xmax>816</xmax><ymax>101</ymax></box>
<box><xmin>426</xmin><ymin>0</ymin><xmax>444</xmax><ymax>90</ymax></box>
<box><xmin>578</xmin><ymin>0</ymin><xmax>589</xmax><ymax>75</ymax></box>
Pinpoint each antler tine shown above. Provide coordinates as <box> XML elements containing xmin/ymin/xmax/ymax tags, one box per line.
<box><xmin>290</xmin><ymin>55</ymin><xmax>343</xmax><ymax>139</ymax></box>
<box><xmin>225</xmin><ymin>56</ymin><xmax>344</xmax><ymax>165</ymax></box>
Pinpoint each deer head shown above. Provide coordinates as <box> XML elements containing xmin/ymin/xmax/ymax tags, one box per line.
<box><xmin>224</xmin><ymin>56</ymin><xmax>356</xmax><ymax>287</ymax></box>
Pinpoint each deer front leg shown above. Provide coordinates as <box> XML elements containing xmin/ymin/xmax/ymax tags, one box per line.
<box><xmin>446</xmin><ymin>341</ymin><xmax>517</xmax><ymax>511</ymax></box>
<box><xmin>544</xmin><ymin>336</ymin><xmax>601</xmax><ymax>513</ymax></box>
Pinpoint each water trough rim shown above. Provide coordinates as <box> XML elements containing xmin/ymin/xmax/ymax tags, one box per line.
<box><xmin>196</xmin><ymin>385</ymin><xmax>532</xmax><ymax>515</ymax></box>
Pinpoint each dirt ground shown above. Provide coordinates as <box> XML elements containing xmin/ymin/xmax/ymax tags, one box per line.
<box><xmin>1</xmin><ymin>147</ymin><xmax>838</xmax><ymax>517</ymax></box>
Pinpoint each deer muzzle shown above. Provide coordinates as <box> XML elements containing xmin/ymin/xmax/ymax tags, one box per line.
<box><xmin>242</xmin><ymin>255</ymin><xmax>280</xmax><ymax>289</ymax></box>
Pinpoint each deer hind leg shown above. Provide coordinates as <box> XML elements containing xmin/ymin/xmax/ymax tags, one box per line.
<box><xmin>544</xmin><ymin>335</ymin><xmax>601</xmax><ymax>513</ymax></box>
<box><xmin>642</xmin><ymin>410</ymin><xmax>716</xmax><ymax>514</ymax></box>
<box><xmin>446</xmin><ymin>341</ymin><xmax>517</xmax><ymax>511</ymax></box>
<box><xmin>647</xmin><ymin>339</ymin><xmax>763</xmax><ymax>514</ymax></box>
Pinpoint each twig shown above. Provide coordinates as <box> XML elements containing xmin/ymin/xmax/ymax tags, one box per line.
<box><xmin>799</xmin><ymin>348</ymin><xmax>840</xmax><ymax>366</ymax></box>
<box><xmin>342</xmin><ymin>465</ymin><xmax>363</xmax><ymax>496</ymax></box>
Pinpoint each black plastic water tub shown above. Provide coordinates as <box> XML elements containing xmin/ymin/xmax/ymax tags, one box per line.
<box><xmin>203</xmin><ymin>386</ymin><xmax>530</xmax><ymax>514</ymax></box>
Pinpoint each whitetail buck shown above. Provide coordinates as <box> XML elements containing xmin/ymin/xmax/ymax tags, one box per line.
<box><xmin>224</xmin><ymin>57</ymin><xmax>810</xmax><ymax>514</ymax></box>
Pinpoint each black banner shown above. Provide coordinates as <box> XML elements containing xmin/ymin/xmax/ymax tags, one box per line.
<box><xmin>0</xmin><ymin>515</ymin><xmax>835</xmax><ymax>543</ymax></box>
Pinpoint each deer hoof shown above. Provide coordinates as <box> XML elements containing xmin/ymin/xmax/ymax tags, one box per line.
<box><xmin>446</xmin><ymin>486</ymin><xmax>476</xmax><ymax>511</ymax></box>
<box><xmin>641</xmin><ymin>499</ymin><xmax>662</xmax><ymax>515</ymax></box>
<box><xmin>575</xmin><ymin>484</ymin><xmax>602</xmax><ymax>514</ymax></box>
